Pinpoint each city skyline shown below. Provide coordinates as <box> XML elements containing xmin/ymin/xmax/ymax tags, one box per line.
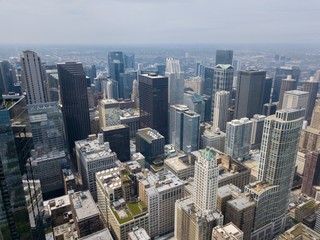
<box><xmin>1</xmin><ymin>0</ymin><xmax>320</xmax><ymax>45</ymax></box>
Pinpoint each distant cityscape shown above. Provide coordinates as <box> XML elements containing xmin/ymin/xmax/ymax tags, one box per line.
<box><xmin>0</xmin><ymin>45</ymin><xmax>320</xmax><ymax>240</ymax></box>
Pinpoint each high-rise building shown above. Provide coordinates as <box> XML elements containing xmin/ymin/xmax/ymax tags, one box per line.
<box><xmin>58</xmin><ymin>62</ymin><xmax>91</xmax><ymax>168</ymax></box>
<box><xmin>170</xmin><ymin>105</ymin><xmax>200</xmax><ymax>152</ymax></box>
<box><xmin>262</xmin><ymin>77</ymin><xmax>273</xmax><ymax>107</ymax></box>
<box><xmin>302</xmin><ymin>77</ymin><xmax>319</xmax><ymax>123</ymax></box>
<box><xmin>165</xmin><ymin>58</ymin><xmax>185</xmax><ymax>105</ymax></box>
<box><xmin>184</xmin><ymin>91</ymin><xmax>205</xmax><ymax>121</ymax></box>
<box><xmin>202</xmin><ymin>66</ymin><xmax>214</xmax><ymax>96</ymax></box>
<box><xmin>21</xmin><ymin>50</ymin><xmax>48</xmax><ymax>104</ymax></box>
<box><xmin>138</xmin><ymin>170</ymin><xmax>184</xmax><ymax>238</ymax></box>
<box><xmin>108</xmin><ymin>52</ymin><xmax>125</xmax><ymax>98</ymax></box>
<box><xmin>102</xmin><ymin>124</ymin><xmax>130</xmax><ymax>162</ymax></box>
<box><xmin>194</xmin><ymin>148</ymin><xmax>220</xmax><ymax>211</ymax></box>
<box><xmin>301</xmin><ymin>151</ymin><xmax>320</xmax><ymax>197</ymax></box>
<box><xmin>131</xmin><ymin>79</ymin><xmax>139</xmax><ymax>107</ymax></box>
<box><xmin>99</xmin><ymin>98</ymin><xmax>121</xmax><ymax>128</ymax></box>
<box><xmin>246</xmin><ymin>109</ymin><xmax>304</xmax><ymax>239</ymax></box>
<box><xmin>124</xmin><ymin>53</ymin><xmax>135</xmax><ymax>69</ymax></box>
<box><xmin>212</xmin><ymin>64</ymin><xmax>234</xmax><ymax>121</ymax></box>
<box><xmin>250</xmin><ymin>114</ymin><xmax>266</xmax><ymax>150</ymax></box>
<box><xmin>28</xmin><ymin>102</ymin><xmax>65</xmax><ymax>155</ymax></box>
<box><xmin>45</xmin><ymin>69</ymin><xmax>60</xmax><ymax>102</ymax></box>
<box><xmin>212</xmin><ymin>223</ymin><xmax>244</xmax><ymax>240</ymax></box>
<box><xmin>0</xmin><ymin>60</ymin><xmax>16</xmax><ymax>95</ymax></box>
<box><xmin>174</xmin><ymin>148</ymin><xmax>223</xmax><ymax>240</ymax></box>
<box><xmin>75</xmin><ymin>134</ymin><xmax>117</xmax><ymax>200</ymax></box>
<box><xmin>273</xmin><ymin>66</ymin><xmax>301</xmax><ymax>102</ymax></box>
<box><xmin>315</xmin><ymin>210</ymin><xmax>320</xmax><ymax>234</ymax></box>
<box><xmin>213</xmin><ymin>91</ymin><xmax>230</xmax><ymax>132</ymax></box>
<box><xmin>216</xmin><ymin>50</ymin><xmax>233</xmax><ymax>65</ymax></box>
<box><xmin>120</xmin><ymin>70</ymin><xmax>137</xmax><ymax>99</ymax></box>
<box><xmin>0</xmin><ymin>95</ymin><xmax>32</xmax><ymax>239</ymax></box>
<box><xmin>225</xmin><ymin>118</ymin><xmax>252</xmax><ymax>160</ymax></box>
<box><xmin>234</xmin><ymin>70</ymin><xmax>266</xmax><ymax>119</ymax></box>
<box><xmin>300</xmin><ymin>101</ymin><xmax>320</xmax><ymax>151</ymax></box>
<box><xmin>282</xmin><ymin>90</ymin><xmax>309</xmax><ymax>113</ymax></box>
<box><xmin>139</xmin><ymin>73</ymin><xmax>168</xmax><ymax>141</ymax></box>
<box><xmin>277</xmin><ymin>75</ymin><xmax>297</xmax><ymax>109</ymax></box>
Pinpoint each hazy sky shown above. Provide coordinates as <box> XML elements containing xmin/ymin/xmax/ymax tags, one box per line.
<box><xmin>1</xmin><ymin>0</ymin><xmax>319</xmax><ymax>45</ymax></box>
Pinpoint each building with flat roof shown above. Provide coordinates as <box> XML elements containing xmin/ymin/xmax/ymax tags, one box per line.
<box><xmin>99</xmin><ymin>98</ymin><xmax>121</xmax><ymax>128</ymax></box>
<box><xmin>136</xmin><ymin>128</ymin><xmax>165</xmax><ymax>166</ymax></box>
<box><xmin>79</xmin><ymin>228</ymin><xmax>113</xmax><ymax>240</ymax></box>
<box><xmin>102</xmin><ymin>124</ymin><xmax>130</xmax><ymax>162</ymax></box>
<box><xmin>138</xmin><ymin>170</ymin><xmax>185</xmax><ymax>238</ymax></box>
<box><xmin>282</xmin><ymin>90</ymin><xmax>309</xmax><ymax>116</ymax></box>
<box><xmin>201</xmin><ymin>127</ymin><xmax>226</xmax><ymax>152</ymax></box>
<box><xmin>164</xmin><ymin>153</ymin><xmax>196</xmax><ymax>180</ymax></box>
<box><xmin>120</xmin><ymin>108</ymin><xmax>140</xmax><ymax>138</ymax></box>
<box><xmin>212</xmin><ymin>222</ymin><xmax>244</xmax><ymax>240</ymax></box>
<box><xmin>128</xmin><ymin>227</ymin><xmax>150</xmax><ymax>240</ymax></box>
<box><xmin>75</xmin><ymin>133</ymin><xmax>117</xmax><ymax>200</ymax></box>
<box><xmin>250</xmin><ymin>114</ymin><xmax>266</xmax><ymax>150</ymax></box>
<box><xmin>278</xmin><ymin>223</ymin><xmax>320</xmax><ymax>240</ymax></box>
<box><xmin>70</xmin><ymin>191</ymin><xmax>103</xmax><ymax>238</ymax></box>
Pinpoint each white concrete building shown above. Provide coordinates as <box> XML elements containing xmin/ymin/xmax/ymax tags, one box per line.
<box><xmin>213</xmin><ymin>91</ymin><xmax>230</xmax><ymax>132</ymax></box>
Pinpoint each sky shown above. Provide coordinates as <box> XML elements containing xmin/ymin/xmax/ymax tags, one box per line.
<box><xmin>1</xmin><ymin>0</ymin><xmax>320</xmax><ymax>45</ymax></box>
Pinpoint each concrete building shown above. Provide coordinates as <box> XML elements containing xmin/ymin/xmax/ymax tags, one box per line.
<box><xmin>225</xmin><ymin>118</ymin><xmax>252</xmax><ymax>160</ymax></box>
<box><xmin>79</xmin><ymin>228</ymin><xmax>114</xmax><ymax>240</ymax></box>
<box><xmin>282</xmin><ymin>90</ymin><xmax>309</xmax><ymax>114</ymax></box>
<box><xmin>62</xmin><ymin>168</ymin><xmax>76</xmax><ymax>194</ymax></box>
<box><xmin>315</xmin><ymin>210</ymin><xmax>320</xmax><ymax>234</ymax></box>
<box><xmin>212</xmin><ymin>64</ymin><xmax>234</xmax><ymax>121</ymax></box>
<box><xmin>302</xmin><ymin>77</ymin><xmax>319</xmax><ymax>123</ymax></box>
<box><xmin>290</xmin><ymin>199</ymin><xmax>319</xmax><ymax>223</ymax></box>
<box><xmin>128</xmin><ymin>227</ymin><xmax>150</xmax><ymax>240</ymax></box>
<box><xmin>278</xmin><ymin>223</ymin><xmax>320</xmax><ymax>240</ymax></box>
<box><xmin>96</xmin><ymin>167</ymin><xmax>149</xmax><ymax>240</ymax></box>
<box><xmin>184</xmin><ymin>91</ymin><xmax>205</xmax><ymax>121</ymax></box>
<box><xmin>300</xmin><ymin>101</ymin><xmax>320</xmax><ymax>151</ymax></box>
<box><xmin>250</xmin><ymin>114</ymin><xmax>266</xmax><ymax>150</ymax></box>
<box><xmin>175</xmin><ymin>197</ymin><xmax>223</xmax><ymax>240</ymax></box>
<box><xmin>75</xmin><ymin>134</ymin><xmax>117</xmax><ymax>200</ymax></box>
<box><xmin>301</xmin><ymin>151</ymin><xmax>320</xmax><ymax>198</ymax></box>
<box><xmin>245</xmin><ymin>109</ymin><xmax>304</xmax><ymax>239</ymax></box>
<box><xmin>201</xmin><ymin>127</ymin><xmax>226</xmax><ymax>152</ymax></box>
<box><xmin>235</xmin><ymin>70</ymin><xmax>266</xmax><ymax>119</ymax></box>
<box><xmin>277</xmin><ymin>75</ymin><xmax>297</xmax><ymax>109</ymax></box>
<box><xmin>170</xmin><ymin>104</ymin><xmax>189</xmax><ymax>147</ymax></box>
<box><xmin>136</xmin><ymin>128</ymin><xmax>165</xmax><ymax>166</ymax></box>
<box><xmin>102</xmin><ymin>124</ymin><xmax>131</xmax><ymax>162</ymax></box>
<box><xmin>165</xmin><ymin>58</ymin><xmax>184</xmax><ymax>105</ymax></box>
<box><xmin>138</xmin><ymin>170</ymin><xmax>184</xmax><ymax>238</ymax></box>
<box><xmin>213</xmin><ymin>91</ymin><xmax>230</xmax><ymax>132</ymax></box>
<box><xmin>164</xmin><ymin>154</ymin><xmax>196</xmax><ymax>180</ymax></box>
<box><xmin>212</xmin><ymin>223</ymin><xmax>244</xmax><ymax>240</ymax></box>
<box><xmin>21</xmin><ymin>50</ymin><xmax>48</xmax><ymax>104</ymax></box>
<box><xmin>70</xmin><ymin>191</ymin><xmax>103</xmax><ymax>238</ymax></box>
<box><xmin>120</xmin><ymin>108</ymin><xmax>140</xmax><ymax>138</ymax></box>
<box><xmin>139</xmin><ymin>73</ymin><xmax>168</xmax><ymax>141</ymax></box>
<box><xmin>217</xmin><ymin>184</ymin><xmax>255</xmax><ymax>240</ymax></box>
<box><xmin>99</xmin><ymin>98</ymin><xmax>121</xmax><ymax>128</ymax></box>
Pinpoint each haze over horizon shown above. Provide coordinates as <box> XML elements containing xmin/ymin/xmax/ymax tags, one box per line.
<box><xmin>1</xmin><ymin>0</ymin><xmax>320</xmax><ymax>45</ymax></box>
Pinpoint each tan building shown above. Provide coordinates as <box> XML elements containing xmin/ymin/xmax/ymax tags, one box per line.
<box><xmin>175</xmin><ymin>197</ymin><xmax>223</xmax><ymax>240</ymax></box>
<box><xmin>96</xmin><ymin>167</ymin><xmax>148</xmax><ymax>240</ymax></box>
<box><xmin>217</xmin><ymin>184</ymin><xmax>255</xmax><ymax>240</ymax></box>
<box><xmin>45</xmin><ymin>195</ymin><xmax>71</xmax><ymax>227</ymax></box>
<box><xmin>164</xmin><ymin>153</ymin><xmax>196</xmax><ymax>180</ymax></box>
<box><xmin>212</xmin><ymin>223</ymin><xmax>244</xmax><ymax>240</ymax></box>
<box><xmin>70</xmin><ymin>191</ymin><xmax>103</xmax><ymax>238</ymax></box>
<box><xmin>290</xmin><ymin>199</ymin><xmax>319</xmax><ymax>223</ymax></box>
<box><xmin>278</xmin><ymin>223</ymin><xmax>320</xmax><ymax>240</ymax></box>
<box><xmin>300</xmin><ymin>100</ymin><xmax>320</xmax><ymax>151</ymax></box>
<box><xmin>128</xmin><ymin>227</ymin><xmax>150</xmax><ymax>240</ymax></box>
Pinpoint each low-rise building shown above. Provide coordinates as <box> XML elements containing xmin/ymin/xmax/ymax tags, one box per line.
<box><xmin>128</xmin><ymin>227</ymin><xmax>150</xmax><ymax>240</ymax></box>
<box><xmin>278</xmin><ymin>223</ymin><xmax>320</xmax><ymax>240</ymax></box>
<box><xmin>212</xmin><ymin>223</ymin><xmax>244</xmax><ymax>240</ymax></box>
<box><xmin>164</xmin><ymin>153</ymin><xmax>196</xmax><ymax>180</ymax></box>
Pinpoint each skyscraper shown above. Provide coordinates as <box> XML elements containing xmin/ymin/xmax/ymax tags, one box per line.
<box><xmin>194</xmin><ymin>148</ymin><xmax>220</xmax><ymax>212</ymax></box>
<box><xmin>225</xmin><ymin>118</ymin><xmax>252</xmax><ymax>160</ymax></box>
<box><xmin>124</xmin><ymin>53</ymin><xmax>135</xmax><ymax>69</ymax></box>
<box><xmin>302</xmin><ymin>77</ymin><xmax>319</xmax><ymax>123</ymax></box>
<box><xmin>21</xmin><ymin>50</ymin><xmax>48</xmax><ymax>104</ymax></box>
<box><xmin>0</xmin><ymin>95</ymin><xmax>32</xmax><ymax>239</ymax></box>
<box><xmin>246</xmin><ymin>108</ymin><xmax>304</xmax><ymax>239</ymax></box>
<box><xmin>216</xmin><ymin>50</ymin><xmax>233</xmax><ymax>65</ymax></box>
<box><xmin>250</xmin><ymin>114</ymin><xmax>266</xmax><ymax>150</ymax></box>
<box><xmin>202</xmin><ymin>66</ymin><xmax>214</xmax><ymax>96</ymax></box>
<box><xmin>0</xmin><ymin>60</ymin><xmax>16</xmax><ymax>95</ymax></box>
<box><xmin>108</xmin><ymin>52</ymin><xmax>125</xmax><ymax>99</ymax></box>
<box><xmin>120</xmin><ymin>70</ymin><xmax>137</xmax><ymax>99</ymax></box>
<box><xmin>282</xmin><ymin>90</ymin><xmax>309</xmax><ymax>113</ymax></box>
<box><xmin>165</xmin><ymin>58</ymin><xmax>185</xmax><ymax>105</ymax></box>
<box><xmin>139</xmin><ymin>73</ymin><xmax>168</xmax><ymax>141</ymax></box>
<box><xmin>213</xmin><ymin>91</ymin><xmax>230</xmax><ymax>131</ymax></box>
<box><xmin>211</xmin><ymin>64</ymin><xmax>234</xmax><ymax>121</ymax></box>
<box><xmin>273</xmin><ymin>66</ymin><xmax>301</xmax><ymax>102</ymax></box>
<box><xmin>58</xmin><ymin>62</ymin><xmax>91</xmax><ymax>168</ymax></box>
<box><xmin>98</xmin><ymin>98</ymin><xmax>121</xmax><ymax>128</ymax></box>
<box><xmin>235</xmin><ymin>70</ymin><xmax>266</xmax><ymax>119</ymax></box>
<box><xmin>301</xmin><ymin>151</ymin><xmax>320</xmax><ymax>198</ymax></box>
<box><xmin>277</xmin><ymin>75</ymin><xmax>297</xmax><ymax>109</ymax></box>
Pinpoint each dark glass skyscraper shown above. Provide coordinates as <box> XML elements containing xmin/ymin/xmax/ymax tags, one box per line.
<box><xmin>108</xmin><ymin>52</ymin><xmax>125</xmax><ymax>99</ymax></box>
<box><xmin>58</xmin><ymin>62</ymin><xmax>90</xmax><ymax>169</ymax></box>
<box><xmin>235</xmin><ymin>70</ymin><xmax>266</xmax><ymax>119</ymax></box>
<box><xmin>139</xmin><ymin>73</ymin><xmax>168</xmax><ymax>142</ymax></box>
<box><xmin>0</xmin><ymin>60</ymin><xmax>16</xmax><ymax>95</ymax></box>
<box><xmin>215</xmin><ymin>50</ymin><xmax>233</xmax><ymax>65</ymax></box>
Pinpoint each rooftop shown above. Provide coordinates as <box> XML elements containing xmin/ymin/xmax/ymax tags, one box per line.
<box><xmin>79</xmin><ymin>228</ymin><xmax>113</xmax><ymax>240</ymax></box>
<box><xmin>128</xmin><ymin>227</ymin><xmax>150</xmax><ymax>240</ymax></box>
<box><xmin>102</xmin><ymin>124</ymin><xmax>128</xmax><ymax>131</ymax></box>
<box><xmin>137</xmin><ymin>128</ymin><xmax>164</xmax><ymax>142</ymax></box>
<box><xmin>164</xmin><ymin>156</ymin><xmax>189</xmax><ymax>172</ymax></box>
<box><xmin>111</xmin><ymin>200</ymin><xmax>147</xmax><ymax>224</ymax></box>
<box><xmin>228</xmin><ymin>197</ymin><xmax>255</xmax><ymax>211</ymax></box>
<box><xmin>70</xmin><ymin>191</ymin><xmax>100</xmax><ymax>221</ymax></box>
